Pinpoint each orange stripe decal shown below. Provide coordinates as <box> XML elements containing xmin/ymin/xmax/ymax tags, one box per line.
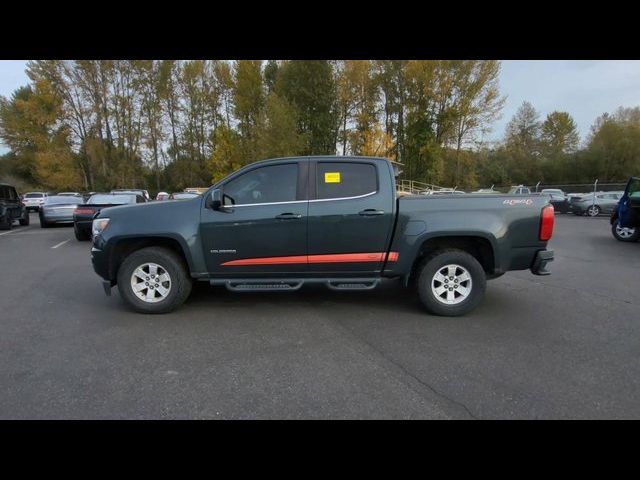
<box><xmin>222</xmin><ymin>252</ymin><xmax>400</xmax><ymax>266</ymax></box>
<box><xmin>386</xmin><ymin>251</ymin><xmax>399</xmax><ymax>262</ymax></box>
<box><xmin>222</xmin><ymin>255</ymin><xmax>308</xmax><ymax>266</ymax></box>
<box><xmin>307</xmin><ymin>253</ymin><xmax>385</xmax><ymax>263</ymax></box>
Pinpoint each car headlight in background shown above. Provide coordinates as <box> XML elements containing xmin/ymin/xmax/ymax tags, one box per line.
<box><xmin>92</xmin><ymin>218</ymin><xmax>110</xmax><ymax>237</ymax></box>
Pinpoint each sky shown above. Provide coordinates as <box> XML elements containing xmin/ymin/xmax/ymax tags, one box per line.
<box><xmin>1</xmin><ymin>60</ymin><xmax>640</xmax><ymax>153</ymax></box>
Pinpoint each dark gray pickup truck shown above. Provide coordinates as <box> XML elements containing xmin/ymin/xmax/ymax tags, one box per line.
<box><xmin>91</xmin><ymin>156</ymin><xmax>554</xmax><ymax>316</ymax></box>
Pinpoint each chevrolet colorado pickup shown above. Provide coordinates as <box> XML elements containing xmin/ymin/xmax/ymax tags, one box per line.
<box><xmin>91</xmin><ymin>156</ymin><xmax>555</xmax><ymax>316</ymax></box>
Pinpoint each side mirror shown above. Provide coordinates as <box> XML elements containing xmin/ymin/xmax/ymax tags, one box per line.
<box><xmin>207</xmin><ymin>188</ymin><xmax>223</xmax><ymax>210</ymax></box>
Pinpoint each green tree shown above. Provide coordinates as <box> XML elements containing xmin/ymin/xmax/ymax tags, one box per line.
<box><xmin>255</xmin><ymin>93</ymin><xmax>306</xmax><ymax>159</ymax></box>
<box><xmin>275</xmin><ymin>60</ymin><xmax>338</xmax><ymax>155</ymax></box>
<box><xmin>504</xmin><ymin>101</ymin><xmax>542</xmax><ymax>183</ymax></box>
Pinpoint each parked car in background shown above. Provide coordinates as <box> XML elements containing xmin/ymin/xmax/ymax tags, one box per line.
<box><xmin>184</xmin><ymin>187</ymin><xmax>208</xmax><ymax>194</ymax></box>
<box><xmin>473</xmin><ymin>188</ymin><xmax>499</xmax><ymax>194</ymax></box>
<box><xmin>73</xmin><ymin>193</ymin><xmax>146</xmax><ymax>240</ymax></box>
<box><xmin>58</xmin><ymin>192</ymin><xmax>82</xmax><ymax>197</ymax></box>
<box><xmin>421</xmin><ymin>189</ymin><xmax>465</xmax><ymax>195</ymax></box>
<box><xmin>571</xmin><ymin>192</ymin><xmax>623</xmax><ymax>216</ymax></box>
<box><xmin>155</xmin><ymin>191</ymin><xmax>170</xmax><ymax>201</ymax></box>
<box><xmin>508</xmin><ymin>185</ymin><xmax>531</xmax><ymax>195</ymax></box>
<box><xmin>39</xmin><ymin>195</ymin><xmax>85</xmax><ymax>228</ymax></box>
<box><xmin>0</xmin><ymin>183</ymin><xmax>29</xmax><ymax>230</ymax></box>
<box><xmin>611</xmin><ymin>177</ymin><xmax>640</xmax><ymax>242</ymax></box>
<box><xmin>111</xmin><ymin>189</ymin><xmax>150</xmax><ymax>201</ymax></box>
<box><xmin>169</xmin><ymin>192</ymin><xmax>200</xmax><ymax>200</ymax></box>
<box><xmin>541</xmin><ymin>189</ymin><xmax>569</xmax><ymax>213</ymax></box>
<box><xmin>22</xmin><ymin>192</ymin><xmax>48</xmax><ymax>211</ymax></box>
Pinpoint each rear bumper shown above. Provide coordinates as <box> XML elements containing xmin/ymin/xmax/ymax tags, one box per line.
<box><xmin>75</xmin><ymin>220</ymin><xmax>92</xmax><ymax>234</ymax></box>
<box><xmin>41</xmin><ymin>212</ymin><xmax>75</xmax><ymax>223</ymax></box>
<box><xmin>530</xmin><ymin>249</ymin><xmax>554</xmax><ymax>275</ymax></box>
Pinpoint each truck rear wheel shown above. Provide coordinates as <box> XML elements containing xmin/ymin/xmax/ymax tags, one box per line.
<box><xmin>416</xmin><ymin>249</ymin><xmax>487</xmax><ymax>316</ymax></box>
<box><xmin>117</xmin><ymin>246</ymin><xmax>192</xmax><ymax>314</ymax></box>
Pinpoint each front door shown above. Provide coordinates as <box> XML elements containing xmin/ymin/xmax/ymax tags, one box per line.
<box><xmin>619</xmin><ymin>177</ymin><xmax>640</xmax><ymax>228</ymax></box>
<box><xmin>201</xmin><ymin>161</ymin><xmax>309</xmax><ymax>277</ymax></box>
<box><xmin>307</xmin><ymin>160</ymin><xmax>395</xmax><ymax>275</ymax></box>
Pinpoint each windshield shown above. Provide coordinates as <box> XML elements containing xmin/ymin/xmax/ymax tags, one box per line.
<box><xmin>25</xmin><ymin>193</ymin><xmax>44</xmax><ymax>198</ymax></box>
<box><xmin>45</xmin><ymin>196</ymin><xmax>81</xmax><ymax>205</ymax></box>
<box><xmin>88</xmin><ymin>194</ymin><xmax>137</xmax><ymax>205</ymax></box>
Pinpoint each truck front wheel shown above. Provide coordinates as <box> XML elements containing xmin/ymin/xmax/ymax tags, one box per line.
<box><xmin>416</xmin><ymin>249</ymin><xmax>487</xmax><ymax>316</ymax></box>
<box><xmin>117</xmin><ymin>246</ymin><xmax>192</xmax><ymax>314</ymax></box>
<box><xmin>611</xmin><ymin>220</ymin><xmax>639</xmax><ymax>242</ymax></box>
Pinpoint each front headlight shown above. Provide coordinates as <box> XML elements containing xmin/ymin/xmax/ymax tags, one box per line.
<box><xmin>92</xmin><ymin>217</ymin><xmax>110</xmax><ymax>237</ymax></box>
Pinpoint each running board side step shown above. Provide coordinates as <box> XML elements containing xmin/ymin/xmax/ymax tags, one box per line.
<box><xmin>210</xmin><ymin>277</ymin><xmax>381</xmax><ymax>292</ymax></box>
<box><xmin>326</xmin><ymin>279</ymin><xmax>380</xmax><ymax>291</ymax></box>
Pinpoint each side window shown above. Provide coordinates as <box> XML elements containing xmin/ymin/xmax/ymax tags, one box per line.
<box><xmin>9</xmin><ymin>187</ymin><xmax>17</xmax><ymax>200</ymax></box>
<box><xmin>316</xmin><ymin>162</ymin><xmax>377</xmax><ymax>200</ymax></box>
<box><xmin>627</xmin><ymin>178</ymin><xmax>640</xmax><ymax>198</ymax></box>
<box><xmin>223</xmin><ymin>163</ymin><xmax>298</xmax><ymax>206</ymax></box>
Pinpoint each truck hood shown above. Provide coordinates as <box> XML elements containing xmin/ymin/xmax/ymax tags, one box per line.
<box><xmin>96</xmin><ymin>197</ymin><xmax>202</xmax><ymax>238</ymax></box>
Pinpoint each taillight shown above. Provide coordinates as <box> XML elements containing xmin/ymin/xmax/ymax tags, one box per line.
<box><xmin>74</xmin><ymin>208</ymin><xmax>95</xmax><ymax>215</ymax></box>
<box><xmin>540</xmin><ymin>205</ymin><xmax>555</xmax><ymax>241</ymax></box>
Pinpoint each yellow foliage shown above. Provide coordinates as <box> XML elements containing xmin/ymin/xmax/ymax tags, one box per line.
<box><xmin>361</xmin><ymin>126</ymin><xmax>395</xmax><ymax>160</ymax></box>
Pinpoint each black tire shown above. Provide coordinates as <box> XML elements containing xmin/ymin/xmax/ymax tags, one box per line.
<box><xmin>74</xmin><ymin>225</ymin><xmax>90</xmax><ymax>241</ymax></box>
<box><xmin>611</xmin><ymin>220</ymin><xmax>640</xmax><ymax>242</ymax></box>
<box><xmin>416</xmin><ymin>249</ymin><xmax>487</xmax><ymax>317</ymax></box>
<box><xmin>117</xmin><ymin>246</ymin><xmax>192</xmax><ymax>314</ymax></box>
<box><xmin>19</xmin><ymin>211</ymin><xmax>30</xmax><ymax>226</ymax></box>
<box><xmin>39</xmin><ymin>215</ymin><xmax>50</xmax><ymax>228</ymax></box>
<box><xmin>0</xmin><ymin>214</ymin><xmax>12</xmax><ymax>230</ymax></box>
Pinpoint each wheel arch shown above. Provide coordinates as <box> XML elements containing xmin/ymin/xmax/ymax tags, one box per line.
<box><xmin>107</xmin><ymin>235</ymin><xmax>193</xmax><ymax>283</ymax></box>
<box><xmin>406</xmin><ymin>233</ymin><xmax>497</xmax><ymax>286</ymax></box>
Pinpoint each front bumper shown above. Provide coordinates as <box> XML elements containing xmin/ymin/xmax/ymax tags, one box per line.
<box><xmin>530</xmin><ymin>250</ymin><xmax>554</xmax><ymax>275</ymax></box>
<box><xmin>91</xmin><ymin>245</ymin><xmax>110</xmax><ymax>281</ymax></box>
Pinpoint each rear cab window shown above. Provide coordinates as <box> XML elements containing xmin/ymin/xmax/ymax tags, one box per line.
<box><xmin>316</xmin><ymin>162</ymin><xmax>377</xmax><ymax>200</ymax></box>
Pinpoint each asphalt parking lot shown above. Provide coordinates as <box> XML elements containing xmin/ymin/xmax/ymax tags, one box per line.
<box><xmin>1</xmin><ymin>213</ymin><xmax>639</xmax><ymax>419</ymax></box>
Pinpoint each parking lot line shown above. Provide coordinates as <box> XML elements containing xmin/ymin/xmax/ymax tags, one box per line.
<box><xmin>51</xmin><ymin>239</ymin><xmax>71</xmax><ymax>249</ymax></box>
<box><xmin>0</xmin><ymin>228</ymin><xmax>26</xmax><ymax>236</ymax></box>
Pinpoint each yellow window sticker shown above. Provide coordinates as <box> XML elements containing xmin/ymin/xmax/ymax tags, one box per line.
<box><xmin>325</xmin><ymin>172</ymin><xmax>341</xmax><ymax>183</ymax></box>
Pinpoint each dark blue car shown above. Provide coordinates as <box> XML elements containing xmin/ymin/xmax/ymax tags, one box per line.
<box><xmin>611</xmin><ymin>177</ymin><xmax>640</xmax><ymax>242</ymax></box>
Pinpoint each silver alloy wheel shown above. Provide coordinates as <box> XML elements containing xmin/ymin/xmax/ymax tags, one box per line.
<box><xmin>130</xmin><ymin>262</ymin><xmax>171</xmax><ymax>303</ymax></box>
<box><xmin>431</xmin><ymin>264</ymin><xmax>472</xmax><ymax>305</ymax></box>
<box><xmin>616</xmin><ymin>224</ymin><xmax>636</xmax><ymax>239</ymax></box>
<box><xmin>587</xmin><ymin>205</ymin><xmax>600</xmax><ymax>216</ymax></box>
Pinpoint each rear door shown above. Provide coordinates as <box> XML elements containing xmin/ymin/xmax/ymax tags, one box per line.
<box><xmin>306</xmin><ymin>159</ymin><xmax>395</xmax><ymax>275</ymax></box>
<box><xmin>1</xmin><ymin>186</ymin><xmax>20</xmax><ymax>220</ymax></box>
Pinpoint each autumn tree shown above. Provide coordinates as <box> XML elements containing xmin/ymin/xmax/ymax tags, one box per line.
<box><xmin>275</xmin><ymin>60</ymin><xmax>338</xmax><ymax>155</ymax></box>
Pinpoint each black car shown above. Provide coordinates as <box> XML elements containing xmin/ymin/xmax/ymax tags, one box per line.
<box><xmin>0</xmin><ymin>183</ymin><xmax>29</xmax><ymax>230</ymax></box>
<box><xmin>541</xmin><ymin>189</ymin><xmax>569</xmax><ymax>213</ymax></box>
<box><xmin>73</xmin><ymin>193</ymin><xmax>146</xmax><ymax>240</ymax></box>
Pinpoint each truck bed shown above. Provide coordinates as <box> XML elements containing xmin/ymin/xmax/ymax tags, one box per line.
<box><xmin>385</xmin><ymin>194</ymin><xmax>551</xmax><ymax>278</ymax></box>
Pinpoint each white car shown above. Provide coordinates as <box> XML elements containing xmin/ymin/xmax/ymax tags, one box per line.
<box><xmin>22</xmin><ymin>192</ymin><xmax>48</xmax><ymax>211</ymax></box>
